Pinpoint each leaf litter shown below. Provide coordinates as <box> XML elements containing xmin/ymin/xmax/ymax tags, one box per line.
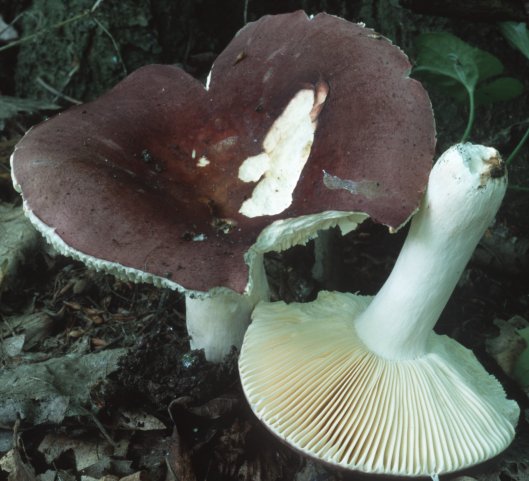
<box><xmin>0</xmin><ymin>200</ymin><xmax>302</xmax><ymax>480</ymax></box>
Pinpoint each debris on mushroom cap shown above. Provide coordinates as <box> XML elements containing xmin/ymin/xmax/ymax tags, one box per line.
<box><xmin>240</xmin><ymin>292</ymin><xmax>518</xmax><ymax>476</ymax></box>
<box><xmin>10</xmin><ymin>11</ymin><xmax>434</xmax><ymax>295</ymax></box>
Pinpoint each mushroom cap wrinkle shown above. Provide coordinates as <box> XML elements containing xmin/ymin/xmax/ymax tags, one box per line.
<box><xmin>10</xmin><ymin>11</ymin><xmax>434</xmax><ymax>297</ymax></box>
<box><xmin>239</xmin><ymin>144</ymin><xmax>519</xmax><ymax>476</ymax></box>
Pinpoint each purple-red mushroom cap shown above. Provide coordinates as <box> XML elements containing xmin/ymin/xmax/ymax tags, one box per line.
<box><xmin>10</xmin><ymin>11</ymin><xmax>435</xmax><ymax>295</ymax></box>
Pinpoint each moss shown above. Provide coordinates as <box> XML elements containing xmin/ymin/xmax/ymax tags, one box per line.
<box><xmin>14</xmin><ymin>0</ymin><xmax>160</xmax><ymax>101</ymax></box>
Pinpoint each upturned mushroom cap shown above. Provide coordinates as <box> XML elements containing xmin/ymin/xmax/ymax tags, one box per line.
<box><xmin>239</xmin><ymin>144</ymin><xmax>518</xmax><ymax>476</ymax></box>
<box><xmin>10</xmin><ymin>11</ymin><xmax>434</xmax><ymax>295</ymax></box>
<box><xmin>240</xmin><ymin>292</ymin><xmax>518</xmax><ymax>476</ymax></box>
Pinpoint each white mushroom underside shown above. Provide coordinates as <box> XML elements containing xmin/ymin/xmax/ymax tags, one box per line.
<box><xmin>240</xmin><ymin>291</ymin><xmax>518</xmax><ymax>476</ymax></box>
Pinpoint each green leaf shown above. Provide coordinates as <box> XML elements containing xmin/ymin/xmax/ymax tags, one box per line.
<box><xmin>411</xmin><ymin>70</ymin><xmax>466</xmax><ymax>101</ymax></box>
<box><xmin>499</xmin><ymin>22</ymin><xmax>529</xmax><ymax>61</ymax></box>
<box><xmin>475</xmin><ymin>77</ymin><xmax>524</xmax><ymax>106</ymax></box>
<box><xmin>472</xmin><ymin>48</ymin><xmax>504</xmax><ymax>82</ymax></box>
<box><xmin>413</xmin><ymin>32</ymin><xmax>504</xmax><ymax>94</ymax></box>
<box><xmin>412</xmin><ymin>31</ymin><xmax>524</xmax><ymax>142</ymax></box>
<box><xmin>0</xmin><ymin>95</ymin><xmax>59</xmax><ymax>123</ymax></box>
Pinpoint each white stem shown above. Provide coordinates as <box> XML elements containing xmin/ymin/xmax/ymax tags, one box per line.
<box><xmin>185</xmin><ymin>253</ymin><xmax>269</xmax><ymax>362</ymax></box>
<box><xmin>354</xmin><ymin>144</ymin><xmax>507</xmax><ymax>360</ymax></box>
<box><xmin>312</xmin><ymin>228</ymin><xmax>342</xmax><ymax>289</ymax></box>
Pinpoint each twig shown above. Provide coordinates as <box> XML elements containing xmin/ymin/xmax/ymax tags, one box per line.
<box><xmin>36</xmin><ymin>77</ymin><xmax>82</xmax><ymax>105</ymax></box>
<box><xmin>506</xmin><ymin>123</ymin><xmax>529</xmax><ymax>165</ymax></box>
<box><xmin>0</xmin><ymin>0</ymin><xmax>104</xmax><ymax>53</ymax></box>
<box><xmin>78</xmin><ymin>405</ymin><xmax>118</xmax><ymax>448</ymax></box>
<box><xmin>509</xmin><ymin>184</ymin><xmax>529</xmax><ymax>192</ymax></box>
<box><xmin>91</xmin><ymin>0</ymin><xmax>104</xmax><ymax>12</ymax></box>
<box><xmin>0</xmin><ymin>11</ymin><xmax>25</xmax><ymax>40</ymax></box>
<box><xmin>93</xmin><ymin>17</ymin><xmax>127</xmax><ymax>76</ymax></box>
<box><xmin>243</xmin><ymin>0</ymin><xmax>249</xmax><ymax>24</ymax></box>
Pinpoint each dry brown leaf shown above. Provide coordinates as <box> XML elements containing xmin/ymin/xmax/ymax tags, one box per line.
<box><xmin>119</xmin><ymin>471</ymin><xmax>149</xmax><ymax>481</ymax></box>
<box><xmin>486</xmin><ymin>316</ymin><xmax>529</xmax><ymax>376</ymax></box>
<box><xmin>2</xmin><ymin>420</ymin><xmax>37</xmax><ymax>481</ymax></box>
<box><xmin>166</xmin><ymin>426</ymin><xmax>196</xmax><ymax>481</ymax></box>
<box><xmin>0</xmin><ymin>203</ymin><xmax>40</xmax><ymax>294</ymax></box>
<box><xmin>114</xmin><ymin>410</ymin><xmax>166</xmax><ymax>431</ymax></box>
<box><xmin>38</xmin><ymin>433</ymin><xmax>113</xmax><ymax>471</ymax></box>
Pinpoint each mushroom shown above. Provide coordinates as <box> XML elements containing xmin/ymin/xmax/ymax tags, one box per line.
<box><xmin>239</xmin><ymin>144</ymin><xmax>520</xmax><ymax>476</ymax></box>
<box><xmin>10</xmin><ymin>11</ymin><xmax>435</xmax><ymax>362</ymax></box>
